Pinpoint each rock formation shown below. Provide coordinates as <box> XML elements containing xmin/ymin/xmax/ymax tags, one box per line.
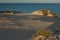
<box><xmin>0</xmin><ymin>10</ymin><xmax>21</xmax><ymax>15</ymax></box>
<box><xmin>32</xmin><ymin>9</ymin><xmax>58</xmax><ymax>18</ymax></box>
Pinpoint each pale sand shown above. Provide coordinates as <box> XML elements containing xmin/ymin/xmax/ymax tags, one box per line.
<box><xmin>0</xmin><ymin>13</ymin><xmax>60</xmax><ymax>30</ymax></box>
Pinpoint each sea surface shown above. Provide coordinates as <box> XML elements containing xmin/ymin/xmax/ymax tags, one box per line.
<box><xmin>0</xmin><ymin>3</ymin><xmax>60</xmax><ymax>40</ymax></box>
<box><xmin>0</xmin><ymin>3</ymin><xmax>60</xmax><ymax>15</ymax></box>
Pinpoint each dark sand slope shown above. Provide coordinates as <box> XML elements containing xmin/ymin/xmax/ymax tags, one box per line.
<box><xmin>0</xmin><ymin>29</ymin><xmax>36</xmax><ymax>40</ymax></box>
<box><xmin>0</xmin><ymin>14</ymin><xmax>60</xmax><ymax>30</ymax></box>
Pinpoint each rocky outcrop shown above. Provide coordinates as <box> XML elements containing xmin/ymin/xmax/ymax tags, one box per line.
<box><xmin>0</xmin><ymin>10</ymin><xmax>21</xmax><ymax>15</ymax></box>
<box><xmin>32</xmin><ymin>9</ymin><xmax>58</xmax><ymax>18</ymax></box>
<box><xmin>0</xmin><ymin>10</ymin><xmax>14</xmax><ymax>15</ymax></box>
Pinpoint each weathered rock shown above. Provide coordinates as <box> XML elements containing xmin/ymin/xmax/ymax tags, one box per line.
<box><xmin>0</xmin><ymin>10</ymin><xmax>21</xmax><ymax>15</ymax></box>
<box><xmin>32</xmin><ymin>9</ymin><xmax>58</xmax><ymax>18</ymax></box>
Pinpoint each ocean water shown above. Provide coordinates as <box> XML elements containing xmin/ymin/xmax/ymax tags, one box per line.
<box><xmin>0</xmin><ymin>3</ymin><xmax>60</xmax><ymax>15</ymax></box>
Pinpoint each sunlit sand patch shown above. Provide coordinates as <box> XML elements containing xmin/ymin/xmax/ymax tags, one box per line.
<box><xmin>32</xmin><ymin>9</ymin><xmax>58</xmax><ymax>18</ymax></box>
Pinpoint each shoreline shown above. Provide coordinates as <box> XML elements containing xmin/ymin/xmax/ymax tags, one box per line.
<box><xmin>0</xmin><ymin>13</ymin><xmax>60</xmax><ymax>31</ymax></box>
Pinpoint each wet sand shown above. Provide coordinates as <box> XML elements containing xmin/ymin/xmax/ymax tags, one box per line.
<box><xmin>0</xmin><ymin>29</ymin><xmax>36</xmax><ymax>40</ymax></box>
<box><xmin>0</xmin><ymin>13</ymin><xmax>60</xmax><ymax>40</ymax></box>
<box><xmin>0</xmin><ymin>13</ymin><xmax>55</xmax><ymax>30</ymax></box>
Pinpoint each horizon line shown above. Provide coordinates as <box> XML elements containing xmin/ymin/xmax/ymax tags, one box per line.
<box><xmin>0</xmin><ymin>2</ymin><xmax>60</xmax><ymax>3</ymax></box>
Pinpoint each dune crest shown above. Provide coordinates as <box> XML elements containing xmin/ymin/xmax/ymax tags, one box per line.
<box><xmin>32</xmin><ymin>9</ymin><xmax>58</xmax><ymax>18</ymax></box>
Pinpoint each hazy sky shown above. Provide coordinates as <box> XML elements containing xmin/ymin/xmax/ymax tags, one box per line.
<box><xmin>0</xmin><ymin>0</ymin><xmax>60</xmax><ymax>3</ymax></box>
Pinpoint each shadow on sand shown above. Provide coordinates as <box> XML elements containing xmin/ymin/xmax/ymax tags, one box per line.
<box><xmin>35</xmin><ymin>16</ymin><xmax>60</xmax><ymax>34</ymax></box>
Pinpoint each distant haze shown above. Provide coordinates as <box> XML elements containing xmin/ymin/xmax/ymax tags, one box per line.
<box><xmin>0</xmin><ymin>0</ymin><xmax>60</xmax><ymax>3</ymax></box>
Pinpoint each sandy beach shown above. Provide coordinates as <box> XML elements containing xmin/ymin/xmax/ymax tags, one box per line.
<box><xmin>0</xmin><ymin>13</ymin><xmax>60</xmax><ymax>30</ymax></box>
<box><xmin>0</xmin><ymin>13</ymin><xmax>60</xmax><ymax>40</ymax></box>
